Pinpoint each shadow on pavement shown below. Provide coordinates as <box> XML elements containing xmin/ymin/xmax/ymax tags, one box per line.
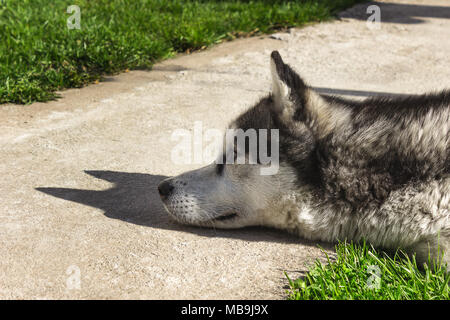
<box><xmin>313</xmin><ymin>86</ymin><xmax>414</xmax><ymax>98</ymax></box>
<box><xmin>36</xmin><ymin>170</ymin><xmax>327</xmax><ymax>247</ymax></box>
<box><xmin>340</xmin><ymin>1</ymin><xmax>450</xmax><ymax>24</ymax></box>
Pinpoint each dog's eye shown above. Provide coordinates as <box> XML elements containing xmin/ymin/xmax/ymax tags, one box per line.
<box><xmin>216</xmin><ymin>164</ymin><xmax>225</xmax><ymax>175</ymax></box>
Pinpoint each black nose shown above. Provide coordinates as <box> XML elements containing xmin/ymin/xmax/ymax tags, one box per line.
<box><xmin>158</xmin><ymin>180</ymin><xmax>174</xmax><ymax>198</ymax></box>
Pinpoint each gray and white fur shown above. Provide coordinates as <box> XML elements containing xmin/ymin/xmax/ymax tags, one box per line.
<box><xmin>158</xmin><ymin>51</ymin><xmax>450</xmax><ymax>269</ymax></box>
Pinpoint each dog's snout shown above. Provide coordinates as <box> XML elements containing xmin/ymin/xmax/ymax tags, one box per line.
<box><xmin>158</xmin><ymin>180</ymin><xmax>174</xmax><ymax>198</ymax></box>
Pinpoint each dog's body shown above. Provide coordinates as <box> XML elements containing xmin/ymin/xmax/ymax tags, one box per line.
<box><xmin>159</xmin><ymin>51</ymin><xmax>450</xmax><ymax>268</ymax></box>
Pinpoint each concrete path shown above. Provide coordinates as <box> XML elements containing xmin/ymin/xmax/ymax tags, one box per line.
<box><xmin>1</xmin><ymin>0</ymin><xmax>449</xmax><ymax>299</ymax></box>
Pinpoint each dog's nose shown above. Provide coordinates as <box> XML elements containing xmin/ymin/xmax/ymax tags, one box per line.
<box><xmin>158</xmin><ymin>180</ymin><xmax>174</xmax><ymax>198</ymax></box>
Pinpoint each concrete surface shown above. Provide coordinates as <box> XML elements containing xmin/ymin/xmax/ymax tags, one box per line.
<box><xmin>1</xmin><ymin>0</ymin><xmax>449</xmax><ymax>299</ymax></box>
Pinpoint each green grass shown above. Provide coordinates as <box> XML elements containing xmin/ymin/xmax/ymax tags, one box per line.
<box><xmin>0</xmin><ymin>0</ymin><xmax>365</xmax><ymax>104</ymax></box>
<box><xmin>286</xmin><ymin>241</ymin><xmax>450</xmax><ymax>300</ymax></box>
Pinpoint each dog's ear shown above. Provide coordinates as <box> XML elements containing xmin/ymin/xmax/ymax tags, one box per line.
<box><xmin>270</xmin><ymin>51</ymin><xmax>349</xmax><ymax>139</ymax></box>
<box><xmin>270</xmin><ymin>51</ymin><xmax>307</xmax><ymax>118</ymax></box>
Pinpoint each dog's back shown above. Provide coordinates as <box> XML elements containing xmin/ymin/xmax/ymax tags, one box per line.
<box><xmin>317</xmin><ymin>90</ymin><xmax>450</xmax><ymax>207</ymax></box>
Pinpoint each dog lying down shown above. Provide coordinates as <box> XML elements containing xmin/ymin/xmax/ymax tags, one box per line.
<box><xmin>159</xmin><ymin>51</ymin><xmax>450</xmax><ymax>269</ymax></box>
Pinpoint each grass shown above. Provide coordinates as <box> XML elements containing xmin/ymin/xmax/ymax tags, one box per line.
<box><xmin>0</xmin><ymin>0</ymin><xmax>365</xmax><ymax>104</ymax></box>
<box><xmin>286</xmin><ymin>241</ymin><xmax>450</xmax><ymax>300</ymax></box>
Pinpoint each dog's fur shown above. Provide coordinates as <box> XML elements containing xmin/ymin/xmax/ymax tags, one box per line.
<box><xmin>159</xmin><ymin>51</ymin><xmax>450</xmax><ymax>268</ymax></box>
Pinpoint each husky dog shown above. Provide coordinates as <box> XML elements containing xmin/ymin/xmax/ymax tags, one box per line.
<box><xmin>159</xmin><ymin>51</ymin><xmax>450</xmax><ymax>268</ymax></box>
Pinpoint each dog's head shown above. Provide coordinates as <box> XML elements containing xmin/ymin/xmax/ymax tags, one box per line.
<box><xmin>158</xmin><ymin>51</ymin><xmax>321</xmax><ymax>228</ymax></box>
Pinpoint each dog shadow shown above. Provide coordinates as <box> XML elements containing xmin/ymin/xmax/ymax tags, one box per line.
<box><xmin>36</xmin><ymin>170</ymin><xmax>327</xmax><ymax>246</ymax></box>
